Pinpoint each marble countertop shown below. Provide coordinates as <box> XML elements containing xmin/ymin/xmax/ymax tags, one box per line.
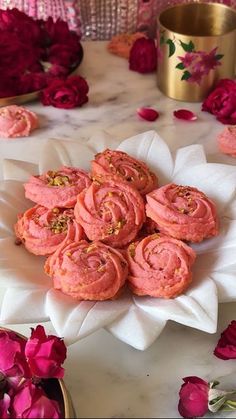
<box><xmin>1</xmin><ymin>41</ymin><xmax>236</xmax><ymax>418</ymax></box>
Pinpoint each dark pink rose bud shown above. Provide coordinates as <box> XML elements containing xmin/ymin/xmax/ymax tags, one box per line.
<box><xmin>25</xmin><ymin>325</ymin><xmax>67</xmax><ymax>379</ymax></box>
<box><xmin>214</xmin><ymin>320</ymin><xmax>236</xmax><ymax>360</ymax></box>
<box><xmin>11</xmin><ymin>381</ymin><xmax>61</xmax><ymax>418</ymax></box>
<box><xmin>0</xmin><ymin>330</ymin><xmax>31</xmax><ymax>386</ymax></box>
<box><xmin>202</xmin><ymin>78</ymin><xmax>236</xmax><ymax>125</ymax></box>
<box><xmin>129</xmin><ymin>38</ymin><xmax>157</xmax><ymax>73</ymax></box>
<box><xmin>178</xmin><ymin>376</ymin><xmax>209</xmax><ymax>418</ymax></box>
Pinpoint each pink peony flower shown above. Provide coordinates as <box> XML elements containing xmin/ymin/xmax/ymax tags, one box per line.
<box><xmin>11</xmin><ymin>381</ymin><xmax>61</xmax><ymax>418</ymax></box>
<box><xmin>202</xmin><ymin>78</ymin><xmax>236</xmax><ymax>124</ymax></box>
<box><xmin>214</xmin><ymin>320</ymin><xmax>236</xmax><ymax>359</ymax></box>
<box><xmin>25</xmin><ymin>325</ymin><xmax>67</xmax><ymax>379</ymax></box>
<box><xmin>178</xmin><ymin>376</ymin><xmax>209</xmax><ymax>418</ymax></box>
<box><xmin>0</xmin><ymin>330</ymin><xmax>31</xmax><ymax>386</ymax></box>
<box><xmin>129</xmin><ymin>38</ymin><xmax>157</xmax><ymax>73</ymax></box>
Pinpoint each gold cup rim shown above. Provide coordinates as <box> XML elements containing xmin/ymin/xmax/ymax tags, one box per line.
<box><xmin>0</xmin><ymin>327</ymin><xmax>74</xmax><ymax>419</ymax></box>
<box><xmin>158</xmin><ymin>1</ymin><xmax>236</xmax><ymax>38</ymax></box>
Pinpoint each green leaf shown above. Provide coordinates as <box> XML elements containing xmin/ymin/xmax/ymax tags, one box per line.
<box><xmin>166</xmin><ymin>39</ymin><xmax>176</xmax><ymax>57</ymax></box>
<box><xmin>180</xmin><ymin>40</ymin><xmax>195</xmax><ymax>52</ymax></box>
<box><xmin>176</xmin><ymin>62</ymin><xmax>185</xmax><ymax>70</ymax></box>
<box><xmin>215</xmin><ymin>54</ymin><xmax>224</xmax><ymax>60</ymax></box>
<box><xmin>181</xmin><ymin>70</ymin><xmax>191</xmax><ymax>80</ymax></box>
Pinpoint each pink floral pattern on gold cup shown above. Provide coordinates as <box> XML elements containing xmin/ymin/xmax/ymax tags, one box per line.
<box><xmin>74</xmin><ymin>178</ymin><xmax>145</xmax><ymax>248</ymax></box>
<box><xmin>217</xmin><ymin>125</ymin><xmax>236</xmax><ymax>157</ymax></box>
<box><xmin>24</xmin><ymin>166</ymin><xmax>91</xmax><ymax>209</ymax></box>
<box><xmin>127</xmin><ymin>233</ymin><xmax>196</xmax><ymax>299</ymax></box>
<box><xmin>15</xmin><ymin>205</ymin><xmax>84</xmax><ymax>256</ymax></box>
<box><xmin>0</xmin><ymin>105</ymin><xmax>38</xmax><ymax>138</ymax></box>
<box><xmin>45</xmin><ymin>240</ymin><xmax>128</xmax><ymax>301</ymax></box>
<box><xmin>91</xmin><ymin>149</ymin><xmax>158</xmax><ymax>195</ymax></box>
<box><xmin>146</xmin><ymin>183</ymin><xmax>219</xmax><ymax>243</ymax></box>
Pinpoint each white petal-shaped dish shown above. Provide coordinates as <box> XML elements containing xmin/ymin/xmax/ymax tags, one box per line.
<box><xmin>1</xmin><ymin>130</ymin><xmax>236</xmax><ymax>350</ymax></box>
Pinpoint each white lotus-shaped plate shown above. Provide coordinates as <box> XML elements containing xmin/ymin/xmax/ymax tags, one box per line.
<box><xmin>1</xmin><ymin>130</ymin><xmax>236</xmax><ymax>350</ymax></box>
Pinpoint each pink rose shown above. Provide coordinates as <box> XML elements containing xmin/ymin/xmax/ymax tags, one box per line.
<box><xmin>19</xmin><ymin>73</ymin><xmax>48</xmax><ymax>95</ymax></box>
<box><xmin>25</xmin><ymin>325</ymin><xmax>67</xmax><ymax>379</ymax></box>
<box><xmin>202</xmin><ymin>78</ymin><xmax>236</xmax><ymax>124</ymax></box>
<box><xmin>129</xmin><ymin>38</ymin><xmax>157</xmax><ymax>73</ymax></box>
<box><xmin>48</xmin><ymin>43</ymin><xmax>83</xmax><ymax>68</ymax></box>
<box><xmin>0</xmin><ymin>330</ymin><xmax>30</xmax><ymax>385</ymax></box>
<box><xmin>41</xmin><ymin>76</ymin><xmax>89</xmax><ymax>109</ymax></box>
<box><xmin>0</xmin><ymin>106</ymin><xmax>38</xmax><ymax>139</ymax></box>
<box><xmin>11</xmin><ymin>381</ymin><xmax>61</xmax><ymax>418</ymax></box>
<box><xmin>214</xmin><ymin>320</ymin><xmax>236</xmax><ymax>360</ymax></box>
<box><xmin>178</xmin><ymin>376</ymin><xmax>209</xmax><ymax>418</ymax></box>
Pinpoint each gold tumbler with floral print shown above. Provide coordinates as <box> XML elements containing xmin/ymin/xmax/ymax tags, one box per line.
<box><xmin>157</xmin><ymin>2</ymin><xmax>236</xmax><ymax>102</ymax></box>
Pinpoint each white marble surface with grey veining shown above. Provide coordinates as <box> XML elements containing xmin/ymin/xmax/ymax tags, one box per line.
<box><xmin>1</xmin><ymin>42</ymin><xmax>236</xmax><ymax>418</ymax></box>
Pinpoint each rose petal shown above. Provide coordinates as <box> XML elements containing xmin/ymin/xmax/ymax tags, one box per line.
<box><xmin>173</xmin><ymin>109</ymin><xmax>197</xmax><ymax>121</ymax></box>
<box><xmin>137</xmin><ymin>107</ymin><xmax>159</xmax><ymax>121</ymax></box>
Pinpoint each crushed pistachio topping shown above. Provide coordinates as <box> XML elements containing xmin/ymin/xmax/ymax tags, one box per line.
<box><xmin>65</xmin><ymin>251</ymin><xmax>72</xmax><ymax>257</ymax></box>
<box><xmin>86</xmin><ymin>244</ymin><xmax>97</xmax><ymax>253</ymax></box>
<box><xmin>46</xmin><ymin>171</ymin><xmax>70</xmax><ymax>187</ymax></box>
<box><xmin>107</xmin><ymin>226</ymin><xmax>115</xmax><ymax>235</ymax></box>
<box><xmin>50</xmin><ymin>215</ymin><xmax>69</xmax><ymax>234</ymax></box>
<box><xmin>129</xmin><ymin>242</ymin><xmax>136</xmax><ymax>258</ymax></box>
<box><xmin>52</xmin><ymin>207</ymin><xmax>60</xmax><ymax>214</ymax></box>
<box><xmin>97</xmin><ymin>264</ymin><xmax>106</xmax><ymax>272</ymax></box>
<box><xmin>108</xmin><ymin>192</ymin><xmax>113</xmax><ymax>197</ymax></box>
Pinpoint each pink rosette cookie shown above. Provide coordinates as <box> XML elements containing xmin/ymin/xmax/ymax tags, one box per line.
<box><xmin>15</xmin><ymin>205</ymin><xmax>83</xmax><ymax>256</ymax></box>
<box><xmin>91</xmin><ymin>149</ymin><xmax>158</xmax><ymax>195</ymax></box>
<box><xmin>74</xmin><ymin>178</ymin><xmax>145</xmax><ymax>247</ymax></box>
<box><xmin>217</xmin><ymin>126</ymin><xmax>236</xmax><ymax>157</ymax></box>
<box><xmin>127</xmin><ymin>234</ymin><xmax>196</xmax><ymax>299</ymax></box>
<box><xmin>146</xmin><ymin>184</ymin><xmax>219</xmax><ymax>242</ymax></box>
<box><xmin>24</xmin><ymin>166</ymin><xmax>91</xmax><ymax>209</ymax></box>
<box><xmin>45</xmin><ymin>240</ymin><xmax>128</xmax><ymax>301</ymax></box>
<box><xmin>0</xmin><ymin>105</ymin><xmax>38</xmax><ymax>138</ymax></box>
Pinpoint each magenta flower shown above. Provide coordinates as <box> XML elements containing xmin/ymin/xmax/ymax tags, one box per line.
<box><xmin>25</xmin><ymin>325</ymin><xmax>67</xmax><ymax>379</ymax></box>
<box><xmin>178</xmin><ymin>376</ymin><xmax>236</xmax><ymax>418</ymax></box>
<box><xmin>11</xmin><ymin>381</ymin><xmax>61</xmax><ymax>418</ymax></box>
<box><xmin>187</xmin><ymin>68</ymin><xmax>205</xmax><ymax>84</ymax></box>
<box><xmin>178</xmin><ymin>376</ymin><xmax>209</xmax><ymax>418</ymax></box>
<box><xmin>198</xmin><ymin>47</ymin><xmax>222</xmax><ymax>73</ymax></box>
<box><xmin>178</xmin><ymin>52</ymin><xmax>197</xmax><ymax>68</ymax></box>
<box><xmin>214</xmin><ymin>320</ymin><xmax>236</xmax><ymax>359</ymax></box>
<box><xmin>202</xmin><ymin>79</ymin><xmax>236</xmax><ymax>124</ymax></box>
<box><xmin>0</xmin><ymin>330</ymin><xmax>31</xmax><ymax>386</ymax></box>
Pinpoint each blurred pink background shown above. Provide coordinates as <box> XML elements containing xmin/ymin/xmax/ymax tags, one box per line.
<box><xmin>0</xmin><ymin>0</ymin><xmax>235</xmax><ymax>39</ymax></box>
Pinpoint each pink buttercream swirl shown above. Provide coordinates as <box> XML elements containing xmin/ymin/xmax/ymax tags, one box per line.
<box><xmin>146</xmin><ymin>183</ymin><xmax>219</xmax><ymax>242</ymax></box>
<box><xmin>127</xmin><ymin>233</ymin><xmax>196</xmax><ymax>299</ymax></box>
<box><xmin>74</xmin><ymin>177</ymin><xmax>145</xmax><ymax>248</ymax></box>
<box><xmin>0</xmin><ymin>105</ymin><xmax>38</xmax><ymax>138</ymax></box>
<box><xmin>45</xmin><ymin>240</ymin><xmax>128</xmax><ymax>301</ymax></box>
<box><xmin>91</xmin><ymin>149</ymin><xmax>158</xmax><ymax>195</ymax></box>
<box><xmin>217</xmin><ymin>125</ymin><xmax>236</xmax><ymax>157</ymax></box>
<box><xmin>24</xmin><ymin>166</ymin><xmax>91</xmax><ymax>208</ymax></box>
<box><xmin>15</xmin><ymin>205</ymin><xmax>84</xmax><ymax>256</ymax></box>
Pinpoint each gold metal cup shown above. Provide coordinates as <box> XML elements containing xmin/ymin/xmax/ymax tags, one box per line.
<box><xmin>157</xmin><ymin>2</ymin><xmax>236</xmax><ymax>101</ymax></box>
